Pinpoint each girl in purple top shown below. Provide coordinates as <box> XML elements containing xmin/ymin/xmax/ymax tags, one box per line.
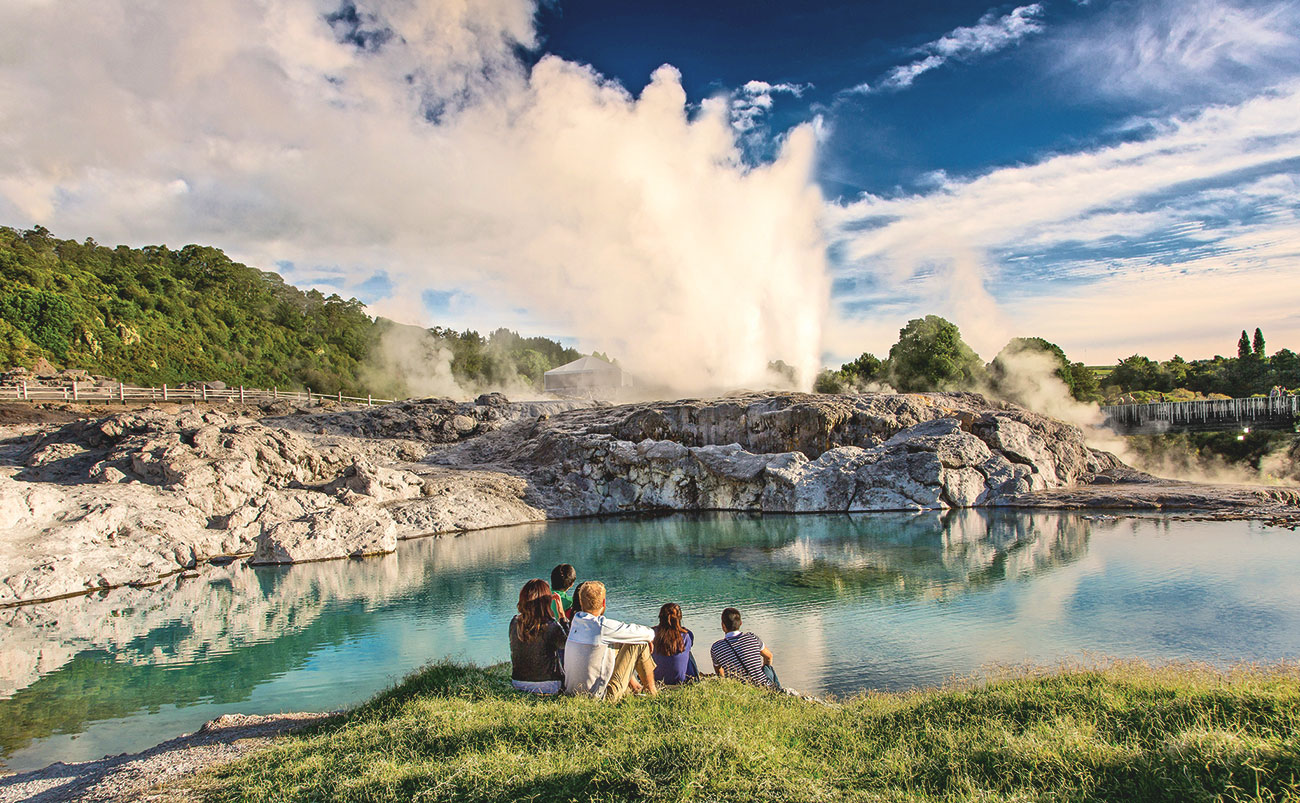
<box><xmin>651</xmin><ymin>603</ymin><xmax>700</xmax><ymax>685</ymax></box>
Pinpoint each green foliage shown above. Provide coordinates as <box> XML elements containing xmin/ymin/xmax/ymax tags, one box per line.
<box><xmin>887</xmin><ymin>315</ymin><xmax>985</xmax><ymax>392</ymax></box>
<box><xmin>193</xmin><ymin>660</ymin><xmax>1300</xmax><ymax>803</ymax></box>
<box><xmin>0</xmin><ymin>287</ymin><xmax>75</xmax><ymax>356</ymax></box>
<box><xmin>0</xmin><ymin>227</ymin><xmax>583</xmax><ymax>396</ymax></box>
<box><xmin>841</xmin><ymin>352</ymin><xmax>884</xmax><ymax>383</ymax></box>
<box><xmin>813</xmin><ymin>368</ymin><xmax>847</xmax><ymax>393</ymax></box>
<box><xmin>1104</xmin><ymin>328</ymin><xmax>1296</xmax><ymax>400</ymax></box>
<box><xmin>988</xmin><ymin>337</ymin><xmax>1102</xmax><ymax>403</ymax></box>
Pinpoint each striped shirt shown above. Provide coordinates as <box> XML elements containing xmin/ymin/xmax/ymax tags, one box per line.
<box><xmin>710</xmin><ymin>632</ymin><xmax>774</xmax><ymax>688</ymax></box>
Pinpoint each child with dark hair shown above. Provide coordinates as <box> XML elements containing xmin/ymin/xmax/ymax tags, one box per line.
<box><xmin>549</xmin><ymin>563</ymin><xmax>577</xmax><ymax>622</ymax></box>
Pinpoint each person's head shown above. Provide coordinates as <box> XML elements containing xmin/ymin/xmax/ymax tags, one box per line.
<box><xmin>721</xmin><ymin>607</ymin><xmax>742</xmax><ymax>633</ymax></box>
<box><xmin>577</xmin><ymin>580</ymin><xmax>606</xmax><ymax>615</ymax></box>
<box><xmin>516</xmin><ymin>578</ymin><xmax>554</xmax><ymax>642</ymax></box>
<box><xmin>653</xmin><ymin>602</ymin><xmax>687</xmax><ymax>656</ymax></box>
<box><xmin>570</xmin><ymin>581</ymin><xmax>588</xmax><ymax>613</ymax></box>
<box><xmin>550</xmin><ymin>563</ymin><xmax>576</xmax><ymax>592</ymax></box>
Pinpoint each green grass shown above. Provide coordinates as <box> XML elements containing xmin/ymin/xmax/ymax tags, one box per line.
<box><xmin>190</xmin><ymin>661</ymin><xmax>1300</xmax><ymax>802</ymax></box>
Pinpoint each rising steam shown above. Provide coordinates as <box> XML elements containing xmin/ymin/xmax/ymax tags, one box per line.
<box><xmin>0</xmin><ymin>0</ymin><xmax>830</xmax><ymax>396</ymax></box>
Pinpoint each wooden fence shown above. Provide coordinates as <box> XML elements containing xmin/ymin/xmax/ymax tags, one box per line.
<box><xmin>3</xmin><ymin>381</ymin><xmax>394</xmax><ymax>407</ymax></box>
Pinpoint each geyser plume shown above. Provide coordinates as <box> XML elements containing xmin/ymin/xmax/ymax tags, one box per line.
<box><xmin>0</xmin><ymin>0</ymin><xmax>831</xmax><ymax>395</ymax></box>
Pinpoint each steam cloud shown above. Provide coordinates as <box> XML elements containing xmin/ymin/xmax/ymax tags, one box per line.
<box><xmin>0</xmin><ymin>0</ymin><xmax>831</xmax><ymax>395</ymax></box>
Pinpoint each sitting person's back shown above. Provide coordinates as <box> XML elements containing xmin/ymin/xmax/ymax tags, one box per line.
<box><xmin>509</xmin><ymin>578</ymin><xmax>567</xmax><ymax>694</ymax></box>
<box><xmin>651</xmin><ymin>602</ymin><xmax>699</xmax><ymax>686</ymax></box>
<box><xmin>709</xmin><ymin>606</ymin><xmax>778</xmax><ymax>689</ymax></box>
<box><xmin>563</xmin><ymin>581</ymin><xmax>658</xmax><ymax>702</ymax></box>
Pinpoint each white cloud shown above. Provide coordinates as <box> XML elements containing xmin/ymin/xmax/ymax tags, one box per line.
<box><xmin>1061</xmin><ymin>0</ymin><xmax>1300</xmax><ymax>99</ymax></box>
<box><xmin>827</xmin><ymin>81</ymin><xmax>1300</xmax><ymax>362</ymax></box>
<box><xmin>0</xmin><ymin>0</ymin><xmax>831</xmax><ymax>393</ymax></box>
<box><xmin>850</xmin><ymin>4</ymin><xmax>1045</xmax><ymax>94</ymax></box>
<box><xmin>729</xmin><ymin>79</ymin><xmax>809</xmax><ymax>133</ymax></box>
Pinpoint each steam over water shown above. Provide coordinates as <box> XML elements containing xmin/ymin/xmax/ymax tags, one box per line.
<box><xmin>3</xmin><ymin>511</ymin><xmax>1300</xmax><ymax>772</ymax></box>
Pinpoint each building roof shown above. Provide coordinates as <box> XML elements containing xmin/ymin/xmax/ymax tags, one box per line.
<box><xmin>543</xmin><ymin>355</ymin><xmax>622</xmax><ymax>376</ymax></box>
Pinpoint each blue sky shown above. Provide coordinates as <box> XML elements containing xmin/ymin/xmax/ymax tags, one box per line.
<box><xmin>2</xmin><ymin>0</ymin><xmax>1298</xmax><ymax>383</ymax></box>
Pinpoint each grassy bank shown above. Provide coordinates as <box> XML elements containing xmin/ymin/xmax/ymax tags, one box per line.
<box><xmin>191</xmin><ymin>662</ymin><xmax>1300</xmax><ymax>802</ymax></box>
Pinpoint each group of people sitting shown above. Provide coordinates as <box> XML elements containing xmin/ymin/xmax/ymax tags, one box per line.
<box><xmin>508</xmin><ymin>563</ymin><xmax>781</xmax><ymax>701</ymax></box>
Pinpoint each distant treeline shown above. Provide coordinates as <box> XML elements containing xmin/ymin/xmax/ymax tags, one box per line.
<box><xmin>0</xmin><ymin>226</ymin><xmax>580</xmax><ymax>395</ymax></box>
<box><xmin>819</xmin><ymin>315</ymin><xmax>1299</xmax><ymax>403</ymax></box>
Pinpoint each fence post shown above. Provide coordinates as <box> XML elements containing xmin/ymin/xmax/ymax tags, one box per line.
<box><xmin>162</xmin><ymin>384</ymin><xmax>168</xmax><ymax>402</ymax></box>
<box><xmin>338</xmin><ymin>389</ymin><xmax>343</xmax><ymax>403</ymax></box>
<box><xmin>119</xmin><ymin>383</ymin><xmax>125</xmax><ymax>403</ymax></box>
<box><xmin>202</xmin><ymin>384</ymin><xmax>208</xmax><ymax>402</ymax></box>
<box><xmin>71</xmin><ymin>381</ymin><xmax>78</xmax><ymax>402</ymax></box>
<box><xmin>239</xmin><ymin>386</ymin><xmax>245</xmax><ymax>403</ymax></box>
<box><xmin>273</xmin><ymin>387</ymin><xmax>278</xmax><ymax>399</ymax></box>
<box><xmin>20</xmin><ymin>381</ymin><xmax>26</xmax><ymax>401</ymax></box>
<box><xmin>307</xmin><ymin>387</ymin><xmax>312</xmax><ymax>403</ymax></box>
<box><xmin>367</xmin><ymin>394</ymin><xmax>372</xmax><ymax>406</ymax></box>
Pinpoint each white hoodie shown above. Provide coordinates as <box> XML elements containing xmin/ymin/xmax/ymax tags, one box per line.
<box><xmin>562</xmin><ymin>611</ymin><xmax>654</xmax><ymax>698</ymax></box>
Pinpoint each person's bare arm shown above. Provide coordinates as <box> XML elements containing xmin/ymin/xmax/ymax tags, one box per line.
<box><xmin>714</xmin><ymin>663</ymin><xmax>726</xmax><ymax>677</ymax></box>
<box><xmin>760</xmin><ymin>646</ymin><xmax>773</xmax><ymax>666</ymax></box>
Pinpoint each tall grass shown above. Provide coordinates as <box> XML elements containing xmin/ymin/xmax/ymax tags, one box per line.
<box><xmin>192</xmin><ymin>661</ymin><xmax>1300</xmax><ymax>802</ymax></box>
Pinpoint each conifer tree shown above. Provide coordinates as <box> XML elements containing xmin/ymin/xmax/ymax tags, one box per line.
<box><xmin>1253</xmin><ymin>328</ymin><xmax>1265</xmax><ymax>358</ymax></box>
<box><xmin>1237</xmin><ymin>330</ymin><xmax>1252</xmax><ymax>360</ymax></box>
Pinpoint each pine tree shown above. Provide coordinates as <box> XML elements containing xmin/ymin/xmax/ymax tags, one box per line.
<box><xmin>1237</xmin><ymin>330</ymin><xmax>1252</xmax><ymax>360</ymax></box>
<box><xmin>1253</xmin><ymin>328</ymin><xmax>1265</xmax><ymax>358</ymax></box>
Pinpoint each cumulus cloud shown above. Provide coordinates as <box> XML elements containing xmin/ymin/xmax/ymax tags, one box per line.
<box><xmin>827</xmin><ymin>80</ymin><xmax>1300</xmax><ymax>362</ymax></box>
<box><xmin>1061</xmin><ymin>0</ymin><xmax>1300</xmax><ymax>100</ymax></box>
<box><xmin>0</xmin><ymin>0</ymin><xmax>830</xmax><ymax>394</ymax></box>
<box><xmin>849</xmin><ymin>4</ymin><xmax>1045</xmax><ymax>93</ymax></box>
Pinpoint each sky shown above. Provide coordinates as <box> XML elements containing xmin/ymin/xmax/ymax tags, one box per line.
<box><xmin>1</xmin><ymin>0</ymin><xmax>1299</xmax><ymax>385</ymax></box>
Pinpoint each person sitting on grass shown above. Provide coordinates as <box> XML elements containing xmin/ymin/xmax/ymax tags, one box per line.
<box><xmin>549</xmin><ymin>563</ymin><xmax>577</xmax><ymax>624</ymax></box>
<box><xmin>563</xmin><ymin>581</ymin><xmax>658</xmax><ymax>702</ymax></box>
<box><xmin>508</xmin><ymin>579</ymin><xmax>567</xmax><ymax>695</ymax></box>
<box><xmin>710</xmin><ymin>607</ymin><xmax>780</xmax><ymax>690</ymax></box>
<box><xmin>651</xmin><ymin>602</ymin><xmax>699</xmax><ymax>686</ymax></box>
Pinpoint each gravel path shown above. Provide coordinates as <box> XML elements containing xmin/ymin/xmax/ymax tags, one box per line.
<box><xmin>0</xmin><ymin>712</ymin><xmax>331</xmax><ymax>803</ymax></box>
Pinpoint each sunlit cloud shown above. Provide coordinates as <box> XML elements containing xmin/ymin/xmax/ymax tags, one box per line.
<box><xmin>848</xmin><ymin>4</ymin><xmax>1045</xmax><ymax>94</ymax></box>
<box><xmin>827</xmin><ymin>80</ymin><xmax>1300</xmax><ymax>362</ymax></box>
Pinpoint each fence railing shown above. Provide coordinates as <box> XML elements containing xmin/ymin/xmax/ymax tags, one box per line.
<box><xmin>3</xmin><ymin>381</ymin><xmax>394</xmax><ymax>407</ymax></box>
<box><xmin>1100</xmin><ymin>395</ymin><xmax>1300</xmax><ymax>432</ymax></box>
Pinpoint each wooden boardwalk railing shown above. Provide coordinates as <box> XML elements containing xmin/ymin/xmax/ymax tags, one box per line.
<box><xmin>1101</xmin><ymin>395</ymin><xmax>1300</xmax><ymax>433</ymax></box>
<box><xmin>3</xmin><ymin>381</ymin><xmax>394</xmax><ymax>407</ymax></box>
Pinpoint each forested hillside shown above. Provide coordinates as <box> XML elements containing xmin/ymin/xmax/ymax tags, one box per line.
<box><xmin>0</xmin><ymin>226</ymin><xmax>580</xmax><ymax>396</ymax></box>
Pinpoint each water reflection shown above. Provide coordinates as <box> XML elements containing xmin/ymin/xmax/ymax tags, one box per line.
<box><xmin>2</xmin><ymin>511</ymin><xmax>1298</xmax><ymax>771</ymax></box>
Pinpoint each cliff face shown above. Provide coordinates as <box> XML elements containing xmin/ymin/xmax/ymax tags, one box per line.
<box><xmin>437</xmin><ymin>392</ymin><xmax>1122</xmax><ymax>517</ymax></box>
<box><xmin>0</xmin><ymin>390</ymin><xmax>1273</xmax><ymax>607</ymax></box>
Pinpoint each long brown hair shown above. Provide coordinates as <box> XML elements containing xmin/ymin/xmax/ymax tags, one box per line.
<box><xmin>653</xmin><ymin>602</ymin><xmax>688</xmax><ymax>656</ymax></box>
<box><xmin>516</xmin><ymin>579</ymin><xmax>554</xmax><ymax>643</ymax></box>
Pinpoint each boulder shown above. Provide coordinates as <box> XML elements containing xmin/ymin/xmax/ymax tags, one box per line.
<box><xmin>252</xmin><ymin>506</ymin><xmax>397</xmax><ymax>565</ymax></box>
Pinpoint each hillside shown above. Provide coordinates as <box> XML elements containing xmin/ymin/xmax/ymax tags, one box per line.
<box><xmin>0</xmin><ymin>226</ymin><xmax>580</xmax><ymax>396</ymax></box>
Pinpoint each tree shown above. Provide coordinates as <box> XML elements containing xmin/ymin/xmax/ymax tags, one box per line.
<box><xmin>886</xmin><ymin>315</ymin><xmax>985</xmax><ymax>392</ymax></box>
<box><xmin>841</xmin><ymin>353</ymin><xmax>884</xmax><ymax>384</ymax></box>
<box><xmin>1237</xmin><ymin>330</ymin><xmax>1252</xmax><ymax>360</ymax></box>
<box><xmin>1253</xmin><ymin>328</ymin><xmax>1266</xmax><ymax>358</ymax></box>
<box><xmin>813</xmin><ymin>369</ymin><xmax>847</xmax><ymax>394</ymax></box>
